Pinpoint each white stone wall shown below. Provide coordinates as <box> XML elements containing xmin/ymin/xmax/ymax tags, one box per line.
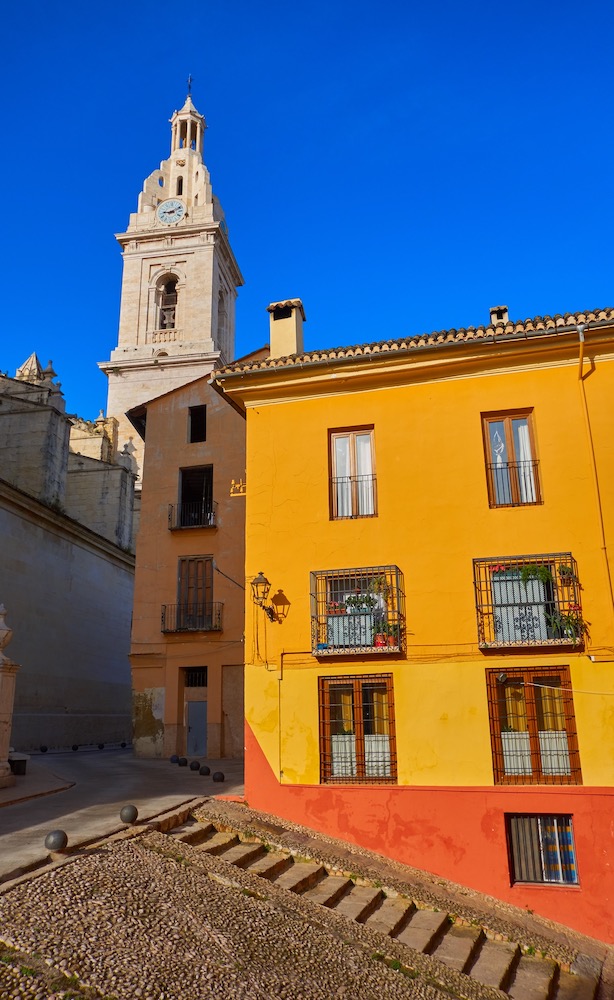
<box><xmin>0</xmin><ymin>481</ymin><xmax>134</xmax><ymax>750</ymax></box>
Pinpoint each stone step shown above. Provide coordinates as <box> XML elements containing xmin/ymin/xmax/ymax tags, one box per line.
<box><xmin>273</xmin><ymin>862</ymin><xmax>326</xmax><ymax>894</ymax></box>
<box><xmin>333</xmin><ymin>885</ymin><xmax>385</xmax><ymax>923</ymax></box>
<box><xmin>172</xmin><ymin>822</ymin><xmax>216</xmax><ymax>846</ymax></box>
<box><xmin>430</xmin><ymin>923</ymin><xmax>484</xmax><ymax>972</ymax></box>
<box><xmin>364</xmin><ymin>897</ymin><xmax>415</xmax><ymax>937</ymax></box>
<box><xmin>301</xmin><ymin>875</ymin><xmax>354</xmax><ymax>908</ymax></box>
<box><xmin>395</xmin><ymin>908</ymin><xmax>450</xmax><ymax>954</ymax></box>
<box><xmin>217</xmin><ymin>842</ymin><xmax>266</xmax><ymax>868</ymax></box>
<box><xmin>468</xmin><ymin>938</ymin><xmax>519</xmax><ymax>991</ymax></box>
<box><xmin>556</xmin><ymin>970</ymin><xmax>600</xmax><ymax>1000</ymax></box>
<box><xmin>244</xmin><ymin>851</ymin><xmax>294</xmax><ymax>881</ymax></box>
<box><xmin>197</xmin><ymin>831</ymin><xmax>240</xmax><ymax>855</ymax></box>
<box><xmin>508</xmin><ymin>954</ymin><xmax>557</xmax><ymax>1000</ymax></box>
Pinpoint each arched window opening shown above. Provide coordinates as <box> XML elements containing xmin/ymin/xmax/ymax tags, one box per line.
<box><xmin>176</xmin><ymin>176</ymin><xmax>183</xmax><ymax>196</ymax></box>
<box><xmin>159</xmin><ymin>278</ymin><xmax>178</xmax><ymax>329</ymax></box>
<box><xmin>194</xmin><ymin>193</ymin><xmax>198</xmax><ymax>207</ymax></box>
<box><xmin>158</xmin><ymin>176</ymin><xmax>164</xmax><ymax>187</ymax></box>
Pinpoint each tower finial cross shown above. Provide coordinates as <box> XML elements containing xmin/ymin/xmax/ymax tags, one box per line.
<box><xmin>187</xmin><ymin>73</ymin><xmax>193</xmax><ymax>95</ymax></box>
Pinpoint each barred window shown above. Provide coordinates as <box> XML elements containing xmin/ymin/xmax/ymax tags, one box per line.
<box><xmin>319</xmin><ymin>674</ymin><xmax>397</xmax><ymax>783</ymax></box>
<box><xmin>474</xmin><ymin>553</ymin><xmax>585</xmax><ymax>648</ymax></box>
<box><xmin>311</xmin><ymin>565</ymin><xmax>405</xmax><ymax>656</ymax></box>
<box><xmin>486</xmin><ymin>667</ymin><xmax>581</xmax><ymax>785</ymax></box>
<box><xmin>507</xmin><ymin>814</ymin><xmax>578</xmax><ymax>885</ymax></box>
<box><xmin>185</xmin><ymin>667</ymin><xmax>208</xmax><ymax>687</ymax></box>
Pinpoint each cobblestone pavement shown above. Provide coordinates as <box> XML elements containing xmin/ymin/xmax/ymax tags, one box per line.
<box><xmin>0</xmin><ymin>831</ymin><xmax>475</xmax><ymax>1000</ymax></box>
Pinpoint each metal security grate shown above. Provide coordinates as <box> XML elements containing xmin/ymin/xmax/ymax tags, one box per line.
<box><xmin>184</xmin><ymin>667</ymin><xmax>208</xmax><ymax>687</ymax></box>
<box><xmin>319</xmin><ymin>674</ymin><xmax>397</xmax><ymax>784</ymax></box>
<box><xmin>168</xmin><ymin>500</ymin><xmax>218</xmax><ymax>529</ymax></box>
<box><xmin>310</xmin><ymin>565</ymin><xmax>405</xmax><ymax>656</ymax></box>
<box><xmin>486</xmin><ymin>667</ymin><xmax>582</xmax><ymax>785</ymax></box>
<box><xmin>473</xmin><ymin>553</ymin><xmax>585</xmax><ymax>648</ymax></box>
<box><xmin>485</xmin><ymin>459</ymin><xmax>542</xmax><ymax>508</ymax></box>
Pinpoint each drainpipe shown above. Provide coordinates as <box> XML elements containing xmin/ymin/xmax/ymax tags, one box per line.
<box><xmin>575</xmin><ymin>324</ymin><xmax>614</xmax><ymax>638</ymax></box>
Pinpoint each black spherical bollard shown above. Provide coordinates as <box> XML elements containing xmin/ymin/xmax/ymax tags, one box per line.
<box><xmin>120</xmin><ymin>804</ymin><xmax>138</xmax><ymax>824</ymax></box>
<box><xmin>45</xmin><ymin>830</ymin><xmax>68</xmax><ymax>852</ymax></box>
<box><xmin>199</xmin><ymin>765</ymin><xmax>211</xmax><ymax>776</ymax></box>
<box><xmin>72</xmin><ymin>744</ymin><xmax>79</xmax><ymax>751</ymax></box>
<box><xmin>120</xmin><ymin>741</ymin><xmax>127</xmax><ymax>748</ymax></box>
<box><xmin>40</xmin><ymin>745</ymin><xmax>48</xmax><ymax>753</ymax></box>
<box><xmin>189</xmin><ymin>760</ymin><xmax>200</xmax><ymax>771</ymax></box>
<box><xmin>178</xmin><ymin>756</ymin><xmax>188</xmax><ymax>767</ymax></box>
<box><xmin>170</xmin><ymin>754</ymin><xmax>179</xmax><ymax>764</ymax></box>
<box><xmin>212</xmin><ymin>771</ymin><xmax>225</xmax><ymax>783</ymax></box>
<box><xmin>98</xmin><ymin>743</ymin><xmax>105</xmax><ymax>750</ymax></box>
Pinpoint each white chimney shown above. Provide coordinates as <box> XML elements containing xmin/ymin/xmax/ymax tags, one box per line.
<box><xmin>267</xmin><ymin>299</ymin><xmax>305</xmax><ymax>359</ymax></box>
<box><xmin>489</xmin><ymin>305</ymin><xmax>509</xmax><ymax>325</ymax></box>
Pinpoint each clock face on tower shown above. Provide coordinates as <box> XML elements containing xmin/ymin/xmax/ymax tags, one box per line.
<box><xmin>157</xmin><ymin>199</ymin><xmax>186</xmax><ymax>225</ymax></box>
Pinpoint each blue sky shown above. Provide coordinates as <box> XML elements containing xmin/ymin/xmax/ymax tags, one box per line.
<box><xmin>3</xmin><ymin>0</ymin><xmax>613</xmax><ymax>419</ymax></box>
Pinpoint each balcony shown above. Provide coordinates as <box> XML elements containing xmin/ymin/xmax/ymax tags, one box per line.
<box><xmin>485</xmin><ymin>459</ymin><xmax>542</xmax><ymax>507</ymax></box>
<box><xmin>331</xmin><ymin>474</ymin><xmax>377</xmax><ymax>519</ymax></box>
<box><xmin>161</xmin><ymin>602</ymin><xmax>223</xmax><ymax>633</ymax></box>
<box><xmin>474</xmin><ymin>552</ymin><xmax>585</xmax><ymax>648</ymax></box>
<box><xmin>168</xmin><ymin>500</ymin><xmax>218</xmax><ymax>529</ymax></box>
<box><xmin>310</xmin><ymin>565</ymin><xmax>405</xmax><ymax>656</ymax></box>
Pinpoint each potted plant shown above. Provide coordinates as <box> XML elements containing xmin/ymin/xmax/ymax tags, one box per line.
<box><xmin>368</xmin><ymin>575</ymin><xmax>391</xmax><ymax>603</ymax></box>
<box><xmin>520</xmin><ymin>563</ymin><xmax>553</xmax><ymax>587</ymax></box>
<box><xmin>327</xmin><ymin>601</ymin><xmax>346</xmax><ymax>615</ymax></box>
<box><xmin>545</xmin><ymin>605</ymin><xmax>588</xmax><ymax>641</ymax></box>
<box><xmin>557</xmin><ymin>564</ymin><xmax>577</xmax><ymax>586</ymax></box>
<box><xmin>345</xmin><ymin>591</ymin><xmax>377</xmax><ymax>613</ymax></box>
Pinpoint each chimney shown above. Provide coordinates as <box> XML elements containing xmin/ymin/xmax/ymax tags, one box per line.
<box><xmin>489</xmin><ymin>304</ymin><xmax>509</xmax><ymax>326</ymax></box>
<box><xmin>267</xmin><ymin>299</ymin><xmax>305</xmax><ymax>359</ymax></box>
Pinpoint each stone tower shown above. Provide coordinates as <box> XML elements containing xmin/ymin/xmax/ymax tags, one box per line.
<box><xmin>99</xmin><ymin>94</ymin><xmax>243</xmax><ymax>480</ymax></box>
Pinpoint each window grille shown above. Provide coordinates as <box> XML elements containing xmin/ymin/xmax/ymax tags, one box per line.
<box><xmin>161</xmin><ymin>603</ymin><xmax>223</xmax><ymax>633</ymax></box>
<box><xmin>169</xmin><ymin>467</ymin><xmax>216</xmax><ymax>529</ymax></box>
<box><xmin>329</xmin><ymin>429</ymin><xmax>377</xmax><ymax>519</ymax></box>
<box><xmin>185</xmin><ymin>667</ymin><xmax>208</xmax><ymax>687</ymax></box>
<box><xmin>507</xmin><ymin>814</ymin><xmax>578</xmax><ymax>884</ymax></box>
<box><xmin>310</xmin><ymin>565</ymin><xmax>405</xmax><ymax>655</ymax></box>
<box><xmin>474</xmin><ymin>553</ymin><xmax>585</xmax><ymax>648</ymax></box>
<box><xmin>486</xmin><ymin>667</ymin><xmax>581</xmax><ymax>785</ymax></box>
<box><xmin>319</xmin><ymin>674</ymin><xmax>397</xmax><ymax>784</ymax></box>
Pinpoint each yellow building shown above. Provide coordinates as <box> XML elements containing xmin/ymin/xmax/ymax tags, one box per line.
<box><xmin>212</xmin><ymin>301</ymin><xmax>614</xmax><ymax>943</ymax></box>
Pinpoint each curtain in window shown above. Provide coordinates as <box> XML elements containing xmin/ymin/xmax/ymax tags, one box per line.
<box><xmin>492</xmin><ymin>572</ymin><xmax>549</xmax><ymax>643</ymax></box>
<box><xmin>541</xmin><ymin>816</ymin><xmax>577</xmax><ymax>883</ymax></box>
<box><xmin>330</xmin><ymin>686</ymin><xmax>356</xmax><ymax>777</ymax></box>
<box><xmin>503</xmin><ymin>681</ymin><xmax>528</xmax><ymax>731</ymax></box>
<box><xmin>355</xmin><ymin>433</ymin><xmax>374</xmax><ymax>515</ymax></box>
<box><xmin>536</xmin><ymin>679</ymin><xmax>571</xmax><ymax>776</ymax></box>
<box><xmin>334</xmin><ymin>437</ymin><xmax>352</xmax><ymax>517</ymax></box>
<box><xmin>488</xmin><ymin>422</ymin><xmax>512</xmax><ymax>505</ymax></box>
<box><xmin>513</xmin><ymin>418</ymin><xmax>536</xmax><ymax>503</ymax></box>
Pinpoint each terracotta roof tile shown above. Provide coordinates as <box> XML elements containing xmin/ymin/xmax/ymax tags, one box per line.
<box><xmin>216</xmin><ymin>307</ymin><xmax>614</xmax><ymax>376</ymax></box>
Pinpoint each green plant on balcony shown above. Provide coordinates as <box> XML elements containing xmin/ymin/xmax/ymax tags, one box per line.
<box><xmin>520</xmin><ymin>563</ymin><xmax>553</xmax><ymax>587</ymax></box>
<box><xmin>545</xmin><ymin>605</ymin><xmax>588</xmax><ymax>640</ymax></box>
<box><xmin>368</xmin><ymin>575</ymin><xmax>391</xmax><ymax>603</ymax></box>
<box><xmin>345</xmin><ymin>591</ymin><xmax>377</xmax><ymax>612</ymax></box>
<box><xmin>557</xmin><ymin>564</ymin><xmax>577</xmax><ymax>585</ymax></box>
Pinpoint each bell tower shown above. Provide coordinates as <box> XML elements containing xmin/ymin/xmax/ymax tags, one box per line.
<box><xmin>99</xmin><ymin>93</ymin><xmax>243</xmax><ymax>480</ymax></box>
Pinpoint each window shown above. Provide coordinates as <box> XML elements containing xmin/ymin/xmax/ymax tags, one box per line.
<box><xmin>176</xmin><ymin>176</ymin><xmax>183</xmax><ymax>196</ymax></box>
<box><xmin>160</xmin><ymin>556</ymin><xmax>223</xmax><ymax>632</ymax></box>
<box><xmin>184</xmin><ymin>667</ymin><xmax>207</xmax><ymax>687</ymax></box>
<box><xmin>168</xmin><ymin>466</ymin><xmax>216</xmax><ymax>529</ymax></box>
<box><xmin>330</xmin><ymin>428</ymin><xmax>376</xmax><ymax>519</ymax></box>
<box><xmin>507</xmin><ymin>815</ymin><xmax>578</xmax><ymax>885</ymax></box>
<box><xmin>486</xmin><ymin>667</ymin><xmax>581</xmax><ymax>784</ymax></box>
<box><xmin>311</xmin><ymin>565</ymin><xmax>405</xmax><ymax>655</ymax></box>
<box><xmin>189</xmin><ymin>405</ymin><xmax>207</xmax><ymax>443</ymax></box>
<box><xmin>319</xmin><ymin>674</ymin><xmax>397</xmax><ymax>783</ymax></box>
<box><xmin>159</xmin><ymin>278</ymin><xmax>178</xmax><ymax>329</ymax></box>
<box><xmin>473</xmin><ymin>553</ymin><xmax>585</xmax><ymax>648</ymax></box>
<box><xmin>482</xmin><ymin>411</ymin><xmax>541</xmax><ymax>507</ymax></box>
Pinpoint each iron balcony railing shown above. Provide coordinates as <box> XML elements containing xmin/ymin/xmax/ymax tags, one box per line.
<box><xmin>331</xmin><ymin>474</ymin><xmax>377</xmax><ymax>519</ymax></box>
<box><xmin>310</xmin><ymin>565</ymin><xmax>405</xmax><ymax>656</ymax></box>
<box><xmin>486</xmin><ymin>460</ymin><xmax>542</xmax><ymax>508</ymax></box>
<box><xmin>161</xmin><ymin>602</ymin><xmax>223</xmax><ymax>633</ymax></box>
<box><xmin>473</xmin><ymin>552</ymin><xmax>585</xmax><ymax>648</ymax></box>
<box><xmin>168</xmin><ymin>500</ymin><xmax>218</xmax><ymax>529</ymax></box>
